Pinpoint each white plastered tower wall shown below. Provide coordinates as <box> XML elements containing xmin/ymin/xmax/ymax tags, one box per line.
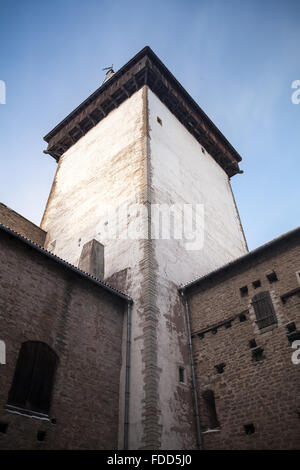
<box><xmin>41</xmin><ymin>81</ymin><xmax>247</xmax><ymax>449</ymax></box>
<box><xmin>148</xmin><ymin>88</ymin><xmax>247</xmax><ymax>280</ymax></box>
<box><xmin>41</xmin><ymin>87</ymin><xmax>149</xmax><ymax>449</ymax></box>
<box><xmin>147</xmin><ymin>88</ymin><xmax>247</xmax><ymax>448</ymax></box>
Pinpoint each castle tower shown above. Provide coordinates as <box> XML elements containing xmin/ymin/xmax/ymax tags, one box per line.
<box><xmin>41</xmin><ymin>47</ymin><xmax>248</xmax><ymax>449</ymax></box>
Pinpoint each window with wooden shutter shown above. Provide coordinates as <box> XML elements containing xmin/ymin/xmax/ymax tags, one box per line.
<box><xmin>252</xmin><ymin>291</ymin><xmax>277</xmax><ymax>329</ymax></box>
<box><xmin>7</xmin><ymin>341</ymin><xmax>58</xmax><ymax>416</ymax></box>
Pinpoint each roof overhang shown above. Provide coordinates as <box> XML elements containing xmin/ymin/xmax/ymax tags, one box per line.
<box><xmin>44</xmin><ymin>46</ymin><xmax>242</xmax><ymax>177</ymax></box>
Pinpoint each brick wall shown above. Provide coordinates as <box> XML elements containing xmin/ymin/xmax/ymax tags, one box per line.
<box><xmin>0</xmin><ymin>229</ymin><xmax>125</xmax><ymax>449</ymax></box>
<box><xmin>0</xmin><ymin>203</ymin><xmax>46</xmax><ymax>246</ymax></box>
<box><xmin>187</xmin><ymin>232</ymin><xmax>300</xmax><ymax>449</ymax></box>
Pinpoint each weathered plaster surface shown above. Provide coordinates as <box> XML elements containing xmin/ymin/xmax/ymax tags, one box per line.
<box><xmin>148</xmin><ymin>89</ymin><xmax>247</xmax><ymax>284</ymax></box>
<box><xmin>41</xmin><ymin>88</ymin><xmax>148</xmax><ymax>449</ymax></box>
<box><xmin>147</xmin><ymin>88</ymin><xmax>248</xmax><ymax>449</ymax></box>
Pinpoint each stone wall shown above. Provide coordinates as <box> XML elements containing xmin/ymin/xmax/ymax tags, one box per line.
<box><xmin>187</xmin><ymin>230</ymin><xmax>300</xmax><ymax>449</ymax></box>
<box><xmin>0</xmin><ymin>228</ymin><xmax>125</xmax><ymax>449</ymax></box>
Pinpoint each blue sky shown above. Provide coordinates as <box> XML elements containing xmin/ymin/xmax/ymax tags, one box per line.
<box><xmin>0</xmin><ymin>0</ymin><xmax>299</xmax><ymax>250</ymax></box>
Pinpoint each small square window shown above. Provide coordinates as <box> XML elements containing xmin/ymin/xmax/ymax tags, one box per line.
<box><xmin>249</xmin><ymin>339</ymin><xmax>257</xmax><ymax>349</ymax></box>
<box><xmin>244</xmin><ymin>423</ymin><xmax>255</xmax><ymax>435</ymax></box>
<box><xmin>286</xmin><ymin>322</ymin><xmax>296</xmax><ymax>333</ymax></box>
<box><xmin>266</xmin><ymin>271</ymin><xmax>278</xmax><ymax>283</ymax></box>
<box><xmin>240</xmin><ymin>286</ymin><xmax>248</xmax><ymax>297</ymax></box>
<box><xmin>287</xmin><ymin>331</ymin><xmax>300</xmax><ymax>344</ymax></box>
<box><xmin>178</xmin><ymin>366</ymin><xmax>185</xmax><ymax>384</ymax></box>
<box><xmin>215</xmin><ymin>363</ymin><xmax>226</xmax><ymax>374</ymax></box>
<box><xmin>252</xmin><ymin>280</ymin><xmax>261</xmax><ymax>289</ymax></box>
<box><xmin>37</xmin><ymin>431</ymin><xmax>46</xmax><ymax>442</ymax></box>
<box><xmin>157</xmin><ymin>116</ymin><xmax>162</xmax><ymax>126</ymax></box>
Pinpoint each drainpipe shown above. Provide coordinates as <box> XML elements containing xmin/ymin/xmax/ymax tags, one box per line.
<box><xmin>123</xmin><ymin>300</ymin><xmax>132</xmax><ymax>450</ymax></box>
<box><xmin>180</xmin><ymin>289</ymin><xmax>203</xmax><ymax>450</ymax></box>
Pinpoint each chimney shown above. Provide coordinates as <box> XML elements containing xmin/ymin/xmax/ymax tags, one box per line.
<box><xmin>78</xmin><ymin>239</ymin><xmax>104</xmax><ymax>280</ymax></box>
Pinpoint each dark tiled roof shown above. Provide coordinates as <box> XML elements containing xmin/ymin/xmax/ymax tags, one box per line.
<box><xmin>43</xmin><ymin>46</ymin><xmax>242</xmax><ymax>177</ymax></box>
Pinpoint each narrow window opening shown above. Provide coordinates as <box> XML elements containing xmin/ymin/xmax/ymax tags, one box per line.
<box><xmin>157</xmin><ymin>116</ymin><xmax>162</xmax><ymax>126</ymax></box>
<box><xmin>201</xmin><ymin>147</ymin><xmax>205</xmax><ymax>154</ymax></box>
<box><xmin>252</xmin><ymin>346</ymin><xmax>264</xmax><ymax>362</ymax></box>
<box><xmin>0</xmin><ymin>422</ymin><xmax>8</xmax><ymax>434</ymax></box>
<box><xmin>249</xmin><ymin>339</ymin><xmax>257</xmax><ymax>349</ymax></box>
<box><xmin>178</xmin><ymin>366</ymin><xmax>185</xmax><ymax>384</ymax></box>
<box><xmin>37</xmin><ymin>431</ymin><xmax>46</xmax><ymax>442</ymax></box>
<box><xmin>267</xmin><ymin>271</ymin><xmax>278</xmax><ymax>283</ymax></box>
<box><xmin>252</xmin><ymin>280</ymin><xmax>261</xmax><ymax>289</ymax></box>
<box><xmin>202</xmin><ymin>390</ymin><xmax>219</xmax><ymax>429</ymax></box>
<box><xmin>244</xmin><ymin>423</ymin><xmax>255</xmax><ymax>435</ymax></box>
<box><xmin>240</xmin><ymin>286</ymin><xmax>248</xmax><ymax>297</ymax></box>
<box><xmin>225</xmin><ymin>321</ymin><xmax>232</xmax><ymax>329</ymax></box>
<box><xmin>51</xmin><ymin>418</ymin><xmax>57</xmax><ymax>425</ymax></box>
<box><xmin>215</xmin><ymin>363</ymin><xmax>226</xmax><ymax>374</ymax></box>
<box><xmin>239</xmin><ymin>313</ymin><xmax>247</xmax><ymax>323</ymax></box>
<box><xmin>211</xmin><ymin>328</ymin><xmax>217</xmax><ymax>335</ymax></box>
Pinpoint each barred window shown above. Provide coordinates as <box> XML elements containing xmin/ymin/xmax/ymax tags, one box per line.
<box><xmin>252</xmin><ymin>291</ymin><xmax>277</xmax><ymax>329</ymax></box>
<box><xmin>7</xmin><ymin>341</ymin><xmax>58</xmax><ymax>417</ymax></box>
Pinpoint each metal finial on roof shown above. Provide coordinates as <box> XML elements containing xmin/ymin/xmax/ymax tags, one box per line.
<box><xmin>103</xmin><ymin>65</ymin><xmax>114</xmax><ymax>72</ymax></box>
<box><xmin>102</xmin><ymin>65</ymin><xmax>115</xmax><ymax>84</ymax></box>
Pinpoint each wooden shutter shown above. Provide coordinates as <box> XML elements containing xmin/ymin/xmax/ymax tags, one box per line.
<box><xmin>252</xmin><ymin>291</ymin><xmax>277</xmax><ymax>329</ymax></box>
<box><xmin>8</xmin><ymin>341</ymin><xmax>58</xmax><ymax>415</ymax></box>
<box><xmin>28</xmin><ymin>343</ymin><xmax>58</xmax><ymax>414</ymax></box>
<box><xmin>8</xmin><ymin>342</ymin><xmax>36</xmax><ymax>408</ymax></box>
